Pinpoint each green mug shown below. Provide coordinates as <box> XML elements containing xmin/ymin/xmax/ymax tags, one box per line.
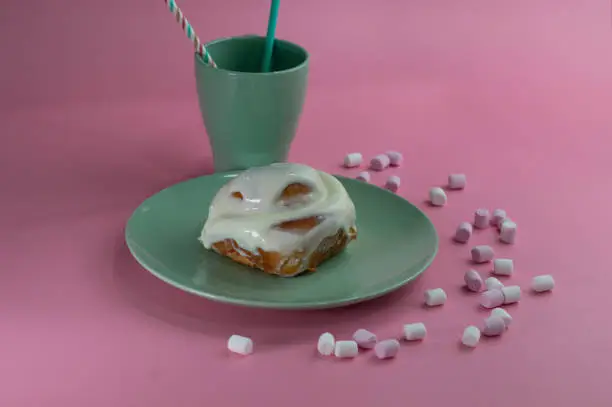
<box><xmin>194</xmin><ymin>35</ymin><xmax>309</xmax><ymax>172</ymax></box>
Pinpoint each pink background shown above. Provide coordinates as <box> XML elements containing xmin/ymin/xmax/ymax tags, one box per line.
<box><xmin>2</xmin><ymin>0</ymin><xmax>612</xmax><ymax>405</ymax></box>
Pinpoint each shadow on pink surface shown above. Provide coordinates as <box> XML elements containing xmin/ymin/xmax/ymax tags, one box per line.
<box><xmin>111</xmin><ymin>235</ymin><xmax>423</xmax><ymax>347</ymax></box>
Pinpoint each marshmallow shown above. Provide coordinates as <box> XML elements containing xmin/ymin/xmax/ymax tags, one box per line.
<box><xmin>384</xmin><ymin>175</ymin><xmax>401</xmax><ymax>193</ymax></box>
<box><xmin>374</xmin><ymin>339</ymin><xmax>400</xmax><ymax>359</ymax></box>
<box><xmin>370</xmin><ymin>154</ymin><xmax>390</xmax><ymax>171</ymax></box>
<box><xmin>317</xmin><ymin>332</ymin><xmax>335</xmax><ymax>356</ymax></box>
<box><xmin>471</xmin><ymin>245</ymin><xmax>494</xmax><ymax>263</ymax></box>
<box><xmin>485</xmin><ymin>276</ymin><xmax>504</xmax><ymax>290</ymax></box>
<box><xmin>227</xmin><ymin>335</ymin><xmax>254</xmax><ymax>355</ymax></box>
<box><xmin>464</xmin><ymin>269</ymin><xmax>483</xmax><ymax>292</ymax></box>
<box><xmin>448</xmin><ymin>174</ymin><xmax>466</xmax><ymax>190</ymax></box>
<box><xmin>343</xmin><ymin>153</ymin><xmax>362</xmax><ymax>168</ymax></box>
<box><xmin>493</xmin><ymin>258</ymin><xmax>514</xmax><ymax>276</ymax></box>
<box><xmin>491</xmin><ymin>209</ymin><xmax>507</xmax><ymax>227</ymax></box>
<box><xmin>473</xmin><ymin>208</ymin><xmax>490</xmax><ymax>229</ymax></box>
<box><xmin>500</xmin><ymin>221</ymin><xmax>517</xmax><ymax>244</ymax></box>
<box><xmin>481</xmin><ymin>289</ymin><xmax>505</xmax><ymax>308</ymax></box>
<box><xmin>454</xmin><ymin>222</ymin><xmax>473</xmax><ymax>243</ymax></box>
<box><xmin>385</xmin><ymin>151</ymin><xmax>403</xmax><ymax>167</ymax></box>
<box><xmin>482</xmin><ymin>316</ymin><xmax>506</xmax><ymax>336</ymax></box>
<box><xmin>334</xmin><ymin>341</ymin><xmax>359</xmax><ymax>358</ymax></box>
<box><xmin>356</xmin><ymin>171</ymin><xmax>371</xmax><ymax>182</ymax></box>
<box><xmin>403</xmin><ymin>322</ymin><xmax>427</xmax><ymax>341</ymax></box>
<box><xmin>429</xmin><ymin>187</ymin><xmax>447</xmax><ymax>206</ymax></box>
<box><xmin>424</xmin><ymin>288</ymin><xmax>447</xmax><ymax>306</ymax></box>
<box><xmin>501</xmin><ymin>285</ymin><xmax>521</xmax><ymax>304</ymax></box>
<box><xmin>462</xmin><ymin>326</ymin><xmax>481</xmax><ymax>347</ymax></box>
<box><xmin>532</xmin><ymin>275</ymin><xmax>555</xmax><ymax>293</ymax></box>
<box><xmin>491</xmin><ymin>308</ymin><xmax>512</xmax><ymax>327</ymax></box>
<box><xmin>353</xmin><ymin>329</ymin><xmax>377</xmax><ymax>349</ymax></box>
<box><xmin>497</xmin><ymin>218</ymin><xmax>514</xmax><ymax>233</ymax></box>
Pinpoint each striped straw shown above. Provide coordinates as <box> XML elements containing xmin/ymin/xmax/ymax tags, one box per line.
<box><xmin>164</xmin><ymin>0</ymin><xmax>217</xmax><ymax>67</ymax></box>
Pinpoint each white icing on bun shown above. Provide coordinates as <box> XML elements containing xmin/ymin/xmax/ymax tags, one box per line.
<box><xmin>199</xmin><ymin>163</ymin><xmax>357</xmax><ymax>276</ymax></box>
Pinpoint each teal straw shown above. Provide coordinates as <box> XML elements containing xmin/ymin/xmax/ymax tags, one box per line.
<box><xmin>261</xmin><ymin>0</ymin><xmax>280</xmax><ymax>72</ymax></box>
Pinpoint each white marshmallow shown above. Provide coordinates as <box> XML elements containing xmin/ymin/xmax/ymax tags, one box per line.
<box><xmin>454</xmin><ymin>222</ymin><xmax>473</xmax><ymax>243</ymax></box>
<box><xmin>473</xmin><ymin>208</ymin><xmax>490</xmax><ymax>229</ymax></box>
<box><xmin>370</xmin><ymin>154</ymin><xmax>390</xmax><ymax>171</ymax></box>
<box><xmin>493</xmin><ymin>258</ymin><xmax>514</xmax><ymax>276</ymax></box>
<box><xmin>464</xmin><ymin>269</ymin><xmax>484</xmax><ymax>292</ymax></box>
<box><xmin>448</xmin><ymin>174</ymin><xmax>466</xmax><ymax>190</ymax></box>
<box><xmin>532</xmin><ymin>275</ymin><xmax>555</xmax><ymax>293</ymax></box>
<box><xmin>482</xmin><ymin>316</ymin><xmax>506</xmax><ymax>336</ymax></box>
<box><xmin>374</xmin><ymin>339</ymin><xmax>400</xmax><ymax>359</ymax></box>
<box><xmin>497</xmin><ymin>218</ymin><xmax>513</xmax><ymax>233</ymax></box>
<box><xmin>403</xmin><ymin>322</ymin><xmax>427</xmax><ymax>341</ymax></box>
<box><xmin>385</xmin><ymin>151</ymin><xmax>403</xmax><ymax>167</ymax></box>
<box><xmin>317</xmin><ymin>332</ymin><xmax>335</xmax><ymax>356</ymax></box>
<box><xmin>384</xmin><ymin>175</ymin><xmax>401</xmax><ymax>193</ymax></box>
<box><xmin>501</xmin><ymin>285</ymin><xmax>521</xmax><ymax>304</ymax></box>
<box><xmin>424</xmin><ymin>288</ymin><xmax>447</xmax><ymax>306</ymax></box>
<box><xmin>353</xmin><ymin>329</ymin><xmax>377</xmax><ymax>349</ymax></box>
<box><xmin>485</xmin><ymin>276</ymin><xmax>504</xmax><ymax>290</ymax></box>
<box><xmin>356</xmin><ymin>171</ymin><xmax>371</xmax><ymax>182</ymax></box>
<box><xmin>429</xmin><ymin>187</ymin><xmax>447</xmax><ymax>206</ymax></box>
<box><xmin>491</xmin><ymin>308</ymin><xmax>512</xmax><ymax>327</ymax></box>
<box><xmin>471</xmin><ymin>245</ymin><xmax>494</xmax><ymax>263</ymax></box>
<box><xmin>481</xmin><ymin>289</ymin><xmax>505</xmax><ymax>308</ymax></box>
<box><xmin>500</xmin><ymin>221</ymin><xmax>517</xmax><ymax>244</ymax></box>
<box><xmin>227</xmin><ymin>335</ymin><xmax>254</xmax><ymax>355</ymax></box>
<box><xmin>343</xmin><ymin>153</ymin><xmax>363</xmax><ymax>168</ymax></box>
<box><xmin>334</xmin><ymin>340</ymin><xmax>359</xmax><ymax>358</ymax></box>
<box><xmin>462</xmin><ymin>326</ymin><xmax>481</xmax><ymax>347</ymax></box>
<box><xmin>491</xmin><ymin>209</ymin><xmax>507</xmax><ymax>227</ymax></box>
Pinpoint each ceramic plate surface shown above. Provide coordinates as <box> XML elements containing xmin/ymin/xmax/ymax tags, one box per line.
<box><xmin>125</xmin><ymin>172</ymin><xmax>438</xmax><ymax>309</ymax></box>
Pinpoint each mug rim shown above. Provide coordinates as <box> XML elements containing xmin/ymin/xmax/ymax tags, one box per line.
<box><xmin>195</xmin><ymin>34</ymin><xmax>309</xmax><ymax>76</ymax></box>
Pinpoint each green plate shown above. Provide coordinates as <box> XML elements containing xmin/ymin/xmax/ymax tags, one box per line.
<box><xmin>125</xmin><ymin>172</ymin><xmax>438</xmax><ymax>309</ymax></box>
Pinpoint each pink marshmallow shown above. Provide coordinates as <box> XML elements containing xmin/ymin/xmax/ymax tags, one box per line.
<box><xmin>482</xmin><ymin>316</ymin><xmax>506</xmax><ymax>336</ymax></box>
<box><xmin>464</xmin><ymin>269</ymin><xmax>483</xmax><ymax>292</ymax></box>
<box><xmin>454</xmin><ymin>222</ymin><xmax>473</xmax><ymax>243</ymax></box>
<box><xmin>370</xmin><ymin>154</ymin><xmax>390</xmax><ymax>171</ymax></box>
<box><xmin>473</xmin><ymin>208</ymin><xmax>490</xmax><ymax>229</ymax></box>
<box><xmin>353</xmin><ymin>329</ymin><xmax>377</xmax><ymax>349</ymax></box>
<box><xmin>481</xmin><ymin>289</ymin><xmax>505</xmax><ymax>309</ymax></box>
<box><xmin>471</xmin><ymin>245</ymin><xmax>494</xmax><ymax>263</ymax></box>
<box><xmin>374</xmin><ymin>339</ymin><xmax>400</xmax><ymax>359</ymax></box>
<box><xmin>385</xmin><ymin>151</ymin><xmax>403</xmax><ymax>167</ymax></box>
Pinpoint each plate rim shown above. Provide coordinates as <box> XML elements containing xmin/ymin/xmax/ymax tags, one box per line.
<box><xmin>125</xmin><ymin>171</ymin><xmax>439</xmax><ymax>310</ymax></box>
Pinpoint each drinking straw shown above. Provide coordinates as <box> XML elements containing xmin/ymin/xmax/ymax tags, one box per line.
<box><xmin>164</xmin><ymin>0</ymin><xmax>217</xmax><ymax>67</ymax></box>
<box><xmin>261</xmin><ymin>0</ymin><xmax>280</xmax><ymax>72</ymax></box>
